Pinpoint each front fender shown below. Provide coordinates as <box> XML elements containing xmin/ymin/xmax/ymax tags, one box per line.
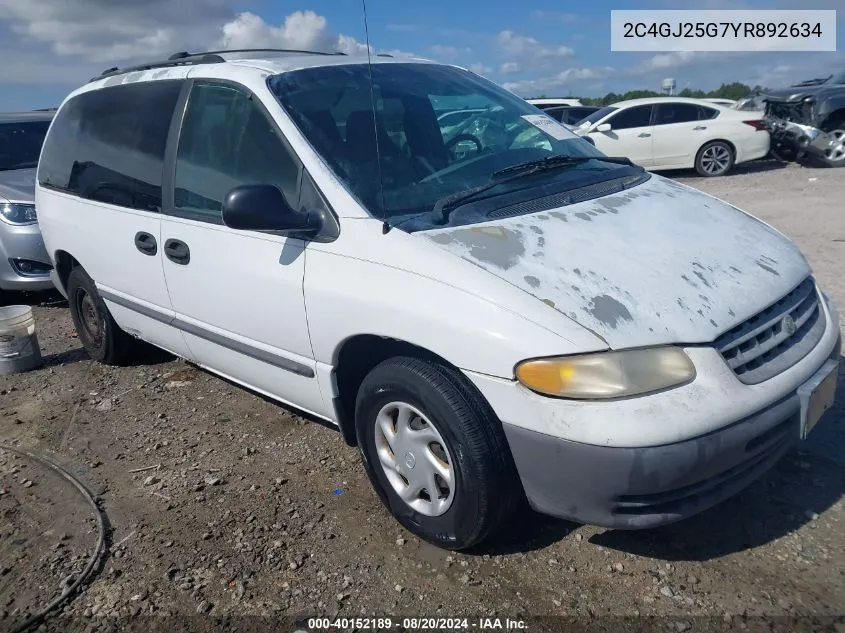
<box><xmin>304</xmin><ymin>250</ymin><xmax>607</xmax><ymax>378</ymax></box>
<box><xmin>817</xmin><ymin>96</ymin><xmax>845</xmax><ymax>126</ymax></box>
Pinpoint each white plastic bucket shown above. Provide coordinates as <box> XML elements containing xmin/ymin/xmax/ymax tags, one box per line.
<box><xmin>0</xmin><ymin>305</ymin><xmax>43</xmax><ymax>375</ymax></box>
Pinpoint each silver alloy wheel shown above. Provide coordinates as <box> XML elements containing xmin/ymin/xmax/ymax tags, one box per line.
<box><xmin>824</xmin><ymin>129</ymin><xmax>845</xmax><ymax>163</ymax></box>
<box><xmin>373</xmin><ymin>401</ymin><xmax>455</xmax><ymax>517</ymax></box>
<box><xmin>700</xmin><ymin>143</ymin><xmax>732</xmax><ymax>175</ymax></box>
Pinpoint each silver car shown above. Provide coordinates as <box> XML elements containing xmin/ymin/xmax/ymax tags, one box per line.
<box><xmin>0</xmin><ymin>111</ymin><xmax>55</xmax><ymax>298</ymax></box>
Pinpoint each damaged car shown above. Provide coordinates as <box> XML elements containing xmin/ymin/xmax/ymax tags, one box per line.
<box><xmin>35</xmin><ymin>51</ymin><xmax>841</xmax><ymax>550</ymax></box>
<box><xmin>764</xmin><ymin>71</ymin><xmax>845</xmax><ymax>166</ymax></box>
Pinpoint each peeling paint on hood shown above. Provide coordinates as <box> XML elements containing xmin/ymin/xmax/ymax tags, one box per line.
<box><xmin>423</xmin><ymin>174</ymin><xmax>810</xmax><ymax>349</ymax></box>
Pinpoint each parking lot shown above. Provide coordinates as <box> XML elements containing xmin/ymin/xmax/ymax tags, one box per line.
<box><xmin>2</xmin><ymin>161</ymin><xmax>844</xmax><ymax>627</ymax></box>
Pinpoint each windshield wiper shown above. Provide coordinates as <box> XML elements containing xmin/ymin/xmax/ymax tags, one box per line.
<box><xmin>493</xmin><ymin>154</ymin><xmax>633</xmax><ymax>177</ymax></box>
<box><xmin>428</xmin><ymin>181</ymin><xmax>505</xmax><ymax>225</ymax></box>
<box><xmin>428</xmin><ymin>154</ymin><xmax>635</xmax><ymax>225</ymax></box>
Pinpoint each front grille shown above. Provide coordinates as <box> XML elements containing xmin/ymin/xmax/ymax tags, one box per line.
<box><xmin>764</xmin><ymin>100</ymin><xmax>812</xmax><ymax>124</ymax></box>
<box><xmin>714</xmin><ymin>277</ymin><xmax>824</xmax><ymax>384</ymax></box>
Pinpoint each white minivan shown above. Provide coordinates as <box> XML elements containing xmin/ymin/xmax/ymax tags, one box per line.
<box><xmin>36</xmin><ymin>50</ymin><xmax>841</xmax><ymax>550</ymax></box>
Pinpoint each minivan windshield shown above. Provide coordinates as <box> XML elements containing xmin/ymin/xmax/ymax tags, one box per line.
<box><xmin>269</xmin><ymin>63</ymin><xmax>637</xmax><ymax>228</ymax></box>
<box><xmin>0</xmin><ymin>120</ymin><xmax>51</xmax><ymax>171</ymax></box>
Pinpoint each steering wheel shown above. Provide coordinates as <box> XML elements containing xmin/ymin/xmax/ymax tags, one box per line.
<box><xmin>446</xmin><ymin>133</ymin><xmax>482</xmax><ymax>160</ymax></box>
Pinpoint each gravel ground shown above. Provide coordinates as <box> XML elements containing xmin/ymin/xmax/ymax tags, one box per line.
<box><xmin>1</xmin><ymin>161</ymin><xmax>843</xmax><ymax>631</ymax></box>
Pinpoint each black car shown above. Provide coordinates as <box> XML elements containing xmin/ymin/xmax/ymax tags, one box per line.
<box><xmin>763</xmin><ymin>71</ymin><xmax>845</xmax><ymax>167</ymax></box>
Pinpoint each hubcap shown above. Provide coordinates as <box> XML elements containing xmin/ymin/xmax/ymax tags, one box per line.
<box><xmin>824</xmin><ymin>129</ymin><xmax>845</xmax><ymax>163</ymax></box>
<box><xmin>701</xmin><ymin>144</ymin><xmax>731</xmax><ymax>175</ymax></box>
<box><xmin>373</xmin><ymin>402</ymin><xmax>455</xmax><ymax>517</ymax></box>
<box><xmin>76</xmin><ymin>289</ymin><xmax>103</xmax><ymax>346</ymax></box>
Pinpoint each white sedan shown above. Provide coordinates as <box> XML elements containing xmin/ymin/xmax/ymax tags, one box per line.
<box><xmin>573</xmin><ymin>97</ymin><xmax>771</xmax><ymax>177</ymax></box>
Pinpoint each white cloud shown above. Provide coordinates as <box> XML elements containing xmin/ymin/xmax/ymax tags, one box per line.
<box><xmin>499</xmin><ymin>61</ymin><xmax>522</xmax><ymax>74</ymax></box>
<box><xmin>219</xmin><ymin>10</ymin><xmax>369</xmax><ymax>55</ymax></box>
<box><xmin>0</xmin><ymin>1</ymin><xmax>424</xmax><ymax>88</ymax></box>
<box><xmin>469</xmin><ymin>62</ymin><xmax>493</xmax><ymax>76</ymax></box>
<box><xmin>0</xmin><ymin>48</ymin><xmax>99</xmax><ymax>84</ymax></box>
<box><xmin>495</xmin><ymin>30</ymin><xmax>574</xmax><ymax>62</ymax></box>
<box><xmin>530</xmin><ymin>10</ymin><xmax>580</xmax><ymax>24</ymax></box>
<box><xmin>503</xmin><ymin>66</ymin><xmax>616</xmax><ymax>96</ymax></box>
<box><xmin>429</xmin><ymin>44</ymin><xmax>472</xmax><ymax>61</ymax></box>
<box><xmin>0</xmin><ymin>0</ymin><xmax>234</xmax><ymax>62</ymax></box>
<box><xmin>628</xmin><ymin>51</ymin><xmax>700</xmax><ymax>75</ymax></box>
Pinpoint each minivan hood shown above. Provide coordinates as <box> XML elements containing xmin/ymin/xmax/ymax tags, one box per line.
<box><xmin>423</xmin><ymin>175</ymin><xmax>810</xmax><ymax>349</ymax></box>
<box><xmin>0</xmin><ymin>168</ymin><xmax>36</xmax><ymax>203</ymax></box>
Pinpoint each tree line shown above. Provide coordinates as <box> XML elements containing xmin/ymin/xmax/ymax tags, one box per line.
<box><xmin>533</xmin><ymin>82</ymin><xmax>766</xmax><ymax>106</ymax></box>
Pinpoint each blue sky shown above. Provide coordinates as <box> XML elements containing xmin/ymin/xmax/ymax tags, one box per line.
<box><xmin>0</xmin><ymin>0</ymin><xmax>842</xmax><ymax>111</ymax></box>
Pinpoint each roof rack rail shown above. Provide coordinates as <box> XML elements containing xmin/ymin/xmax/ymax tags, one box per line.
<box><xmin>90</xmin><ymin>52</ymin><xmax>225</xmax><ymax>83</ymax></box>
<box><xmin>175</xmin><ymin>48</ymin><xmax>347</xmax><ymax>58</ymax></box>
<box><xmin>89</xmin><ymin>48</ymin><xmax>348</xmax><ymax>83</ymax></box>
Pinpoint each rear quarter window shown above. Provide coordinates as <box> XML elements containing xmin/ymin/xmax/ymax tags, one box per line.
<box><xmin>38</xmin><ymin>80</ymin><xmax>183</xmax><ymax>212</ymax></box>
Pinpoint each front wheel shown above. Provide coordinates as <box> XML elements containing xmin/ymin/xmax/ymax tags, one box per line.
<box><xmin>695</xmin><ymin>140</ymin><xmax>735</xmax><ymax>177</ymax></box>
<box><xmin>354</xmin><ymin>356</ymin><xmax>522</xmax><ymax>550</ymax></box>
<box><xmin>817</xmin><ymin>119</ymin><xmax>845</xmax><ymax>167</ymax></box>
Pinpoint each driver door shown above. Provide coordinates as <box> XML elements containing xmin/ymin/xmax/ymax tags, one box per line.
<box><xmin>159</xmin><ymin>80</ymin><xmax>325</xmax><ymax>417</ymax></box>
<box><xmin>588</xmin><ymin>104</ymin><xmax>655</xmax><ymax>167</ymax></box>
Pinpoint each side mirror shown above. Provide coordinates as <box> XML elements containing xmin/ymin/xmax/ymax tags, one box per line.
<box><xmin>595</xmin><ymin>123</ymin><xmax>612</xmax><ymax>133</ymax></box>
<box><xmin>222</xmin><ymin>184</ymin><xmax>321</xmax><ymax>235</ymax></box>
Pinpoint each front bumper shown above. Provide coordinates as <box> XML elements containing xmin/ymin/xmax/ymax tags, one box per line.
<box><xmin>0</xmin><ymin>221</ymin><xmax>54</xmax><ymax>292</ymax></box>
<box><xmin>766</xmin><ymin>117</ymin><xmax>835</xmax><ymax>159</ymax></box>
<box><xmin>465</xmin><ymin>294</ymin><xmax>842</xmax><ymax>528</ymax></box>
<box><xmin>503</xmin><ymin>339</ymin><xmax>840</xmax><ymax>528</ymax></box>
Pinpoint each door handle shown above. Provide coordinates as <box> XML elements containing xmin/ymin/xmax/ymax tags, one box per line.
<box><xmin>134</xmin><ymin>231</ymin><xmax>157</xmax><ymax>256</ymax></box>
<box><xmin>638</xmin><ymin>132</ymin><xmax>651</xmax><ymax>138</ymax></box>
<box><xmin>693</xmin><ymin>125</ymin><xmax>707</xmax><ymax>130</ymax></box>
<box><xmin>164</xmin><ymin>238</ymin><xmax>190</xmax><ymax>265</ymax></box>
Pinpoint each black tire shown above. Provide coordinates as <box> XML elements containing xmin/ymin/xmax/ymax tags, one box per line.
<box><xmin>66</xmin><ymin>266</ymin><xmax>133</xmax><ymax>365</ymax></box>
<box><xmin>770</xmin><ymin>143</ymin><xmax>799</xmax><ymax>163</ymax></box>
<box><xmin>354</xmin><ymin>356</ymin><xmax>522</xmax><ymax>551</ymax></box>
<box><xmin>695</xmin><ymin>140</ymin><xmax>735</xmax><ymax>177</ymax></box>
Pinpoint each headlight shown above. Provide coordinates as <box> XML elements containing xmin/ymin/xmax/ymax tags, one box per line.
<box><xmin>0</xmin><ymin>203</ymin><xmax>38</xmax><ymax>225</ymax></box>
<box><xmin>515</xmin><ymin>347</ymin><xmax>696</xmax><ymax>399</ymax></box>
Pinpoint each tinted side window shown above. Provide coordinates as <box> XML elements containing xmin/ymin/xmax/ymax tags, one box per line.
<box><xmin>609</xmin><ymin>105</ymin><xmax>653</xmax><ymax>130</ymax></box>
<box><xmin>173</xmin><ymin>82</ymin><xmax>301</xmax><ymax>222</ymax></box>
<box><xmin>545</xmin><ymin>108</ymin><xmax>566</xmax><ymax>122</ymax></box>
<box><xmin>0</xmin><ymin>121</ymin><xmax>51</xmax><ymax>171</ymax></box>
<box><xmin>699</xmin><ymin>106</ymin><xmax>720</xmax><ymax>120</ymax></box>
<box><xmin>655</xmin><ymin>103</ymin><xmax>701</xmax><ymax>125</ymax></box>
<box><xmin>38</xmin><ymin>81</ymin><xmax>182</xmax><ymax>212</ymax></box>
<box><xmin>561</xmin><ymin>107</ymin><xmax>596</xmax><ymax>124</ymax></box>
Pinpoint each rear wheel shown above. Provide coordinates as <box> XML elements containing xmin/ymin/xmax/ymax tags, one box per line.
<box><xmin>695</xmin><ymin>140</ymin><xmax>735</xmax><ymax>177</ymax></box>
<box><xmin>66</xmin><ymin>267</ymin><xmax>133</xmax><ymax>365</ymax></box>
<box><xmin>355</xmin><ymin>356</ymin><xmax>522</xmax><ymax>550</ymax></box>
